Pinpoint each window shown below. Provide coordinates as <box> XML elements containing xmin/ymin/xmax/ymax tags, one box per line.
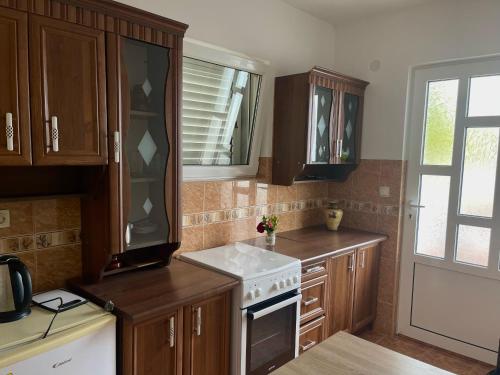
<box><xmin>182</xmin><ymin>39</ymin><xmax>268</xmax><ymax>180</ymax></box>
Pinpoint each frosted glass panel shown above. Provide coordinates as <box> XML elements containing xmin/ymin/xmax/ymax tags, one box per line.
<box><xmin>468</xmin><ymin>75</ymin><xmax>500</xmax><ymax>117</ymax></box>
<box><xmin>422</xmin><ymin>80</ymin><xmax>459</xmax><ymax>166</ymax></box>
<box><xmin>416</xmin><ymin>175</ymin><xmax>450</xmax><ymax>258</ymax></box>
<box><xmin>456</xmin><ymin>225</ymin><xmax>491</xmax><ymax>267</ymax></box>
<box><xmin>460</xmin><ymin>127</ymin><xmax>499</xmax><ymax>217</ymax></box>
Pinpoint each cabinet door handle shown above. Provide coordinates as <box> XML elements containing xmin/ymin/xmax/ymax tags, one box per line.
<box><xmin>304</xmin><ymin>265</ymin><xmax>325</xmax><ymax>274</ymax></box>
<box><xmin>51</xmin><ymin>116</ymin><xmax>59</xmax><ymax>152</ymax></box>
<box><xmin>302</xmin><ymin>297</ymin><xmax>319</xmax><ymax>306</ymax></box>
<box><xmin>169</xmin><ymin>316</ymin><xmax>175</xmax><ymax>348</ymax></box>
<box><xmin>114</xmin><ymin>131</ymin><xmax>120</xmax><ymax>163</ymax></box>
<box><xmin>360</xmin><ymin>251</ymin><xmax>366</xmax><ymax>269</ymax></box>
<box><xmin>5</xmin><ymin>113</ymin><xmax>14</xmax><ymax>151</ymax></box>
<box><xmin>195</xmin><ymin>307</ymin><xmax>202</xmax><ymax>336</ymax></box>
<box><xmin>348</xmin><ymin>254</ymin><xmax>355</xmax><ymax>272</ymax></box>
<box><xmin>300</xmin><ymin>340</ymin><xmax>316</xmax><ymax>352</ymax></box>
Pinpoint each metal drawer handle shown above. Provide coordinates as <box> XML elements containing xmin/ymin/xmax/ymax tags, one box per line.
<box><xmin>169</xmin><ymin>316</ymin><xmax>175</xmax><ymax>348</ymax></box>
<box><xmin>360</xmin><ymin>251</ymin><xmax>366</xmax><ymax>269</ymax></box>
<box><xmin>51</xmin><ymin>116</ymin><xmax>59</xmax><ymax>152</ymax></box>
<box><xmin>304</xmin><ymin>265</ymin><xmax>325</xmax><ymax>274</ymax></box>
<box><xmin>6</xmin><ymin>113</ymin><xmax>14</xmax><ymax>151</ymax></box>
<box><xmin>300</xmin><ymin>340</ymin><xmax>316</xmax><ymax>352</ymax></box>
<box><xmin>195</xmin><ymin>307</ymin><xmax>202</xmax><ymax>336</ymax></box>
<box><xmin>348</xmin><ymin>254</ymin><xmax>355</xmax><ymax>272</ymax></box>
<box><xmin>302</xmin><ymin>297</ymin><xmax>319</xmax><ymax>306</ymax></box>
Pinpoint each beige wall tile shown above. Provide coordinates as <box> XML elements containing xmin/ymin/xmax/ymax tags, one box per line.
<box><xmin>277</xmin><ymin>212</ymin><xmax>297</xmax><ymax>232</ymax></box>
<box><xmin>233</xmin><ymin>180</ymin><xmax>256</xmax><ymax>208</ymax></box>
<box><xmin>378</xmin><ymin>255</ymin><xmax>396</xmax><ymax>305</ymax></box>
<box><xmin>0</xmin><ymin>202</ymin><xmax>33</xmax><ymax>238</ymax></box>
<box><xmin>296</xmin><ymin>208</ymin><xmax>325</xmax><ymax>229</ymax></box>
<box><xmin>0</xmin><ymin>238</ymin><xmax>19</xmax><ymax>254</ymax></box>
<box><xmin>35</xmin><ymin>244</ymin><xmax>82</xmax><ymax>292</ymax></box>
<box><xmin>182</xmin><ymin>182</ymin><xmax>205</xmax><ymax>214</ymax></box>
<box><xmin>297</xmin><ymin>182</ymin><xmax>328</xmax><ymax>200</ymax></box>
<box><xmin>277</xmin><ymin>185</ymin><xmax>297</xmax><ymax>203</ymax></box>
<box><xmin>204</xmin><ymin>182</ymin><xmax>233</xmax><ymax>211</ymax></box>
<box><xmin>373</xmin><ymin>300</ymin><xmax>394</xmax><ymax>334</ymax></box>
<box><xmin>256</xmin><ymin>183</ymin><xmax>277</xmax><ymax>206</ymax></box>
<box><xmin>203</xmin><ymin>222</ymin><xmax>231</xmax><ymax>249</ymax></box>
<box><xmin>33</xmin><ymin>198</ymin><xmax>80</xmax><ymax>233</ymax></box>
<box><xmin>177</xmin><ymin>226</ymin><xmax>203</xmax><ymax>253</ymax></box>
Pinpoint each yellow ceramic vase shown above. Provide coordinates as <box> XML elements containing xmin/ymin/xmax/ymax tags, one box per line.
<box><xmin>325</xmin><ymin>201</ymin><xmax>343</xmax><ymax>231</ymax></box>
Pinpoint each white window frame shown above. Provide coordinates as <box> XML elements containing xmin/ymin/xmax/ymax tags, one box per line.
<box><xmin>182</xmin><ymin>38</ymin><xmax>270</xmax><ymax>181</ymax></box>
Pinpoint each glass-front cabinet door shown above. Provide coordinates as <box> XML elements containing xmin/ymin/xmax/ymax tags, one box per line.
<box><xmin>309</xmin><ymin>86</ymin><xmax>335</xmax><ymax>164</ymax></box>
<box><xmin>120</xmin><ymin>38</ymin><xmax>171</xmax><ymax>253</ymax></box>
<box><xmin>338</xmin><ymin>92</ymin><xmax>360</xmax><ymax>164</ymax></box>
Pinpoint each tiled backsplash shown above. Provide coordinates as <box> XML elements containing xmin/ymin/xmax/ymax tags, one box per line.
<box><xmin>0</xmin><ymin>158</ymin><xmax>405</xmax><ymax>336</ymax></box>
<box><xmin>0</xmin><ymin>198</ymin><xmax>82</xmax><ymax>293</ymax></box>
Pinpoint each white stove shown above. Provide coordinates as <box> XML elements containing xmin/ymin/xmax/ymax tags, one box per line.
<box><xmin>180</xmin><ymin>242</ymin><xmax>302</xmax><ymax>375</ymax></box>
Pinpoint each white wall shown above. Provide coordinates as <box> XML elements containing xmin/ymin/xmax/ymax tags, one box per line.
<box><xmin>117</xmin><ymin>0</ymin><xmax>336</xmax><ymax>157</ymax></box>
<box><xmin>334</xmin><ymin>0</ymin><xmax>500</xmax><ymax>160</ymax></box>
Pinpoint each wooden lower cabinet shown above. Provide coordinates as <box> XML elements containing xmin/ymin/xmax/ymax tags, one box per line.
<box><xmin>327</xmin><ymin>250</ymin><xmax>356</xmax><ymax>336</ymax></box>
<box><xmin>123</xmin><ymin>291</ymin><xmax>230</xmax><ymax>375</ymax></box>
<box><xmin>299</xmin><ymin>316</ymin><xmax>325</xmax><ymax>354</ymax></box>
<box><xmin>300</xmin><ymin>274</ymin><xmax>327</xmax><ymax>324</ymax></box>
<box><xmin>133</xmin><ymin>309</ymin><xmax>182</xmax><ymax>375</ymax></box>
<box><xmin>183</xmin><ymin>293</ymin><xmax>230</xmax><ymax>375</ymax></box>
<box><xmin>352</xmin><ymin>245</ymin><xmax>381</xmax><ymax>332</ymax></box>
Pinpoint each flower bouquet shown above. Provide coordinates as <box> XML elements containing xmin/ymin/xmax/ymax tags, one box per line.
<box><xmin>257</xmin><ymin>214</ymin><xmax>279</xmax><ymax>246</ymax></box>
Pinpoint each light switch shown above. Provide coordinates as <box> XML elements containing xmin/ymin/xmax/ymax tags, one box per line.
<box><xmin>0</xmin><ymin>210</ymin><xmax>10</xmax><ymax>228</ymax></box>
<box><xmin>379</xmin><ymin>186</ymin><xmax>390</xmax><ymax>198</ymax></box>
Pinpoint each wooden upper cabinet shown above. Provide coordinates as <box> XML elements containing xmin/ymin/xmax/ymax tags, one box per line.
<box><xmin>327</xmin><ymin>251</ymin><xmax>356</xmax><ymax>336</ymax></box>
<box><xmin>184</xmin><ymin>293</ymin><xmax>230</xmax><ymax>375</ymax></box>
<box><xmin>352</xmin><ymin>245</ymin><xmax>381</xmax><ymax>332</ymax></box>
<box><xmin>134</xmin><ymin>310</ymin><xmax>182</xmax><ymax>375</ymax></box>
<box><xmin>272</xmin><ymin>67</ymin><xmax>369</xmax><ymax>185</ymax></box>
<box><xmin>29</xmin><ymin>15</ymin><xmax>107</xmax><ymax>165</ymax></box>
<box><xmin>0</xmin><ymin>8</ymin><xmax>31</xmax><ymax>165</ymax></box>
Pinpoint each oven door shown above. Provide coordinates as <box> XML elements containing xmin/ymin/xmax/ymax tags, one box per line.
<box><xmin>245</xmin><ymin>291</ymin><xmax>301</xmax><ymax>375</ymax></box>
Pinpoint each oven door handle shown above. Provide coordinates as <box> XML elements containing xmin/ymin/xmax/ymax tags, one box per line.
<box><xmin>247</xmin><ymin>294</ymin><xmax>302</xmax><ymax>320</ymax></box>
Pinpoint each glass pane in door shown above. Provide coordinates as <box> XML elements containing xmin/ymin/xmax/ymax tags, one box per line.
<box><xmin>310</xmin><ymin>86</ymin><xmax>333</xmax><ymax>163</ymax></box>
<box><xmin>340</xmin><ymin>93</ymin><xmax>359</xmax><ymax>163</ymax></box>
<box><xmin>456</xmin><ymin>225</ymin><xmax>491</xmax><ymax>267</ymax></box>
<box><xmin>468</xmin><ymin>75</ymin><xmax>500</xmax><ymax>117</ymax></box>
<box><xmin>122</xmin><ymin>38</ymin><xmax>170</xmax><ymax>251</ymax></box>
<box><xmin>459</xmin><ymin>127</ymin><xmax>499</xmax><ymax>217</ymax></box>
<box><xmin>415</xmin><ymin>175</ymin><xmax>451</xmax><ymax>258</ymax></box>
<box><xmin>422</xmin><ymin>80</ymin><xmax>459</xmax><ymax>166</ymax></box>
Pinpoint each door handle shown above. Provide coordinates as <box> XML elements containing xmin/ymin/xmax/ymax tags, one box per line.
<box><xmin>51</xmin><ymin>116</ymin><xmax>59</xmax><ymax>152</ymax></box>
<box><xmin>348</xmin><ymin>254</ymin><xmax>355</xmax><ymax>272</ymax></box>
<box><xmin>408</xmin><ymin>201</ymin><xmax>425</xmax><ymax>209</ymax></box>
<box><xmin>302</xmin><ymin>297</ymin><xmax>319</xmax><ymax>306</ymax></box>
<box><xmin>6</xmin><ymin>113</ymin><xmax>14</xmax><ymax>151</ymax></box>
<box><xmin>169</xmin><ymin>316</ymin><xmax>175</xmax><ymax>348</ymax></box>
<box><xmin>195</xmin><ymin>307</ymin><xmax>202</xmax><ymax>336</ymax></box>
<box><xmin>300</xmin><ymin>340</ymin><xmax>316</xmax><ymax>352</ymax></box>
<box><xmin>360</xmin><ymin>251</ymin><xmax>366</xmax><ymax>269</ymax></box>
<box><xmin>114</xmin><ymin>131</ymin><xmax>120</xmax><ymax>163</ymax></box>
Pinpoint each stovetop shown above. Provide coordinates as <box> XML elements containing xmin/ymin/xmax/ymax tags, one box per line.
<box><xmin>179</xmin><ymin>242</ymin><xmax>300</xmax><ymax>281</ymax></box>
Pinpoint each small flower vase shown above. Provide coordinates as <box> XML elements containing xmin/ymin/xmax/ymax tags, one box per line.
<box><xmin>266</xmin><ymin>232</ymin><xmax>276</xmax><ymax>246</ymax></box>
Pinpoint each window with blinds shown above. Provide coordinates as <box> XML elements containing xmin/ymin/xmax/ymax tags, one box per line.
<box><xmin>182</xmin><ymin>57</ymin><xmax>262</xmax><ymax>166</ymax></box>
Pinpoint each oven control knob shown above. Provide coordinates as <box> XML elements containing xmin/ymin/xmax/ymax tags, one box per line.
<box><xmin>255</xmin><ymin>288</ymin><xmax>262</xmax><ymax>297</ymax></box>
<box><xmin>279</xmin><ymin>280</ymin><xmax>286</xmax><ymax>289</ymax></box>
<box><xmin>293</xmin><ymin>275</ymin><xmax>299</xmax><ymax>284</ymax></box>
<box><xmin>247</xmin><ymin>290</ymin><xmax>256</xmax><ymax>300</ymax></box>
<box><xmin>286</xmin><ymin>278</ymin><xmax>293</xmax><ymax>286</ymax></box>
<box><xmin>273</xmin><ymin>282</ymin><xmax>280</xmax><ymax>290</ymax></box>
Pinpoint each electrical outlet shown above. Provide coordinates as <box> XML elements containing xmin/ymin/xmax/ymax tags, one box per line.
<box><xmin>0</xmin><ymin>210</ymin><xmax>10</xmax><ymax>228</ymax></box>
<box><xmin>379</xmin><ymin>186</ymin><xmax>390</xmax><ymax>198</ymax></box>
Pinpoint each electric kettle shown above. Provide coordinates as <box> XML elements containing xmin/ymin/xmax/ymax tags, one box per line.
<box><xmin>0</xmin><ymin>255</ymin><xmax>32</xmax><ymax>323</ymax></box>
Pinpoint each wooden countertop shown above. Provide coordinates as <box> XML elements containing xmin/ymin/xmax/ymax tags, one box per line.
<box><xmin>72</xmin><ymin>259</ymin><xmax>238</xmax><ymax>323</ymax></box>
<box><xmin>272</xmin><ymin>331</ymin><xmax>452</xmax><ymax>375</ymax></box>
<box><xmin>244</xmin><ymin>226</ymin><xmax>387</xmax><ymax>264</ymax></box>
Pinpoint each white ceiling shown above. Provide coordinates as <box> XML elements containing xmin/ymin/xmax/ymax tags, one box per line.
<box><xmin>282</xmin><ymin>0</ymin><xmax>437</xmax><ymax>25</ymax></box>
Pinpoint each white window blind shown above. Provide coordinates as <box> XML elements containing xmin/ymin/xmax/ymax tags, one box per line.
<box><xmin>182</xmin><ymin>57</ymin><xmax>261</xmax><ymax>166</ymax></box>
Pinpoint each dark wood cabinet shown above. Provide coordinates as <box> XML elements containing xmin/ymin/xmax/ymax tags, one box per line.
<box><xmin>29</xmin><ymin>15</ymin><xmax>107</xmax><ymax>165</ymax></box>
<box><xmin>183</xmin><ymin>293</ymin><xmax>230</xmax><ymax>375</ymax></box>
<box><xmin>300</xmin><ymin>274</ymin><xmax>328</xmax><ymax>325</ymax></box>
<box><xmin>0</xmin><ymin>7</ymin><xmax>31</xmax><ymax>165</ymax></box>
<box><xmin>134</xmin><ymin>309</ymin><xmax>182</xmax><ymax>375</ymax></box>
<box><xmin>352</xmin><ymin>245</ymin><xmax>380</xmax><ymax>332</ymax></box>
<box><xmin>327</xmin><ymin>251</ymin><xmax>356</xmax><ymax>336</ymax></box>
<box><xmin>273</xmin><ymin>67</ymin><xmax>369</xmax><ymax>185</ymax></box>
<box><xmin>299</xmin><ymin>316</ymin><xmax>325</xmax><ymax>354</ymax></box>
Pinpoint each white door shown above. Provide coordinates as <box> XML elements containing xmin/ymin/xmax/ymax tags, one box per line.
<box><xmin>399</xmin><ymin>56</ymin><xmax>500</xmax><ymax>365</ymax></box>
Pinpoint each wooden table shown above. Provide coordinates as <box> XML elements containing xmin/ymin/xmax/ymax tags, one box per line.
<box><xmin>272</xmin><ymin>332</ymin><xmax>452</xmax><ymax>375</ymax></box>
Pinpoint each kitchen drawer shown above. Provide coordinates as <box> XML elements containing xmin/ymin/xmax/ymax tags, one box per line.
<box><xmin>300</xmin><ymin>274</ymin><xmax>327</xmax><ymax>324</ymax></box>
<box><xmin>299</xmin><ymin>316</ymin><xmax>325</xmax><ymax>355</ymax></box>
<box><xmin>301</xmin><ymin>260</ymin><xmax>327</xmax><ymax>283</ymax></box>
